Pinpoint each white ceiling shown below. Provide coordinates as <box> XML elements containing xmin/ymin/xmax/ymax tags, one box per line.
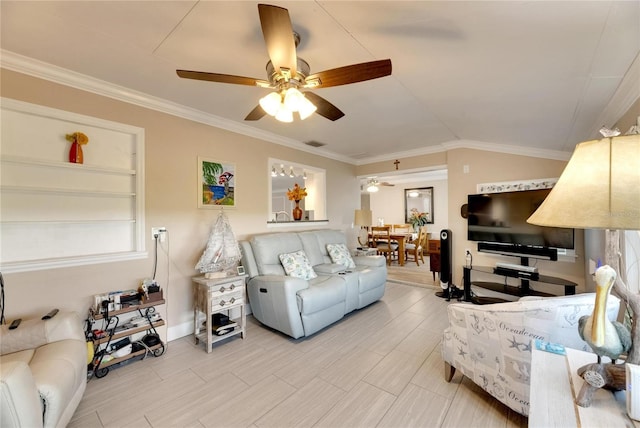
<box><xmin>2</xmin><ymin>1</ymin><xmax>639</xmax><ymax>167</ymax></box>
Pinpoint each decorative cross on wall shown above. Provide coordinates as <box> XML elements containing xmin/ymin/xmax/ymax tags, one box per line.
<box><xmin>394</xmin><ymin>160</ymin><xmax>400</xmax><ymax>170</ymax></box>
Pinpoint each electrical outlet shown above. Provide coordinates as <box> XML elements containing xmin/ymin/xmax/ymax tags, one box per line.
<box><xmin>151</xmin><ymin>227</ymin><xmax>167</xmax><ymax>242</ymax></box>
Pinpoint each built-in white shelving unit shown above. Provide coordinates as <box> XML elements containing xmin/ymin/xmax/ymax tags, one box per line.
<box><xmin>0</xmin><ymin>98</ymin><xmax>146</xmax><ymax>273</ymax></box>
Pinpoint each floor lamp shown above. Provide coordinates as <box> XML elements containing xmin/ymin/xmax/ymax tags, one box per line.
<box><xmin>527</xmin><ymin>131</ymin><xmax>640</xmax><ymax>408</ymax></box>
<box><xmin>354</xmin><ymin>209</ymin><xmax>372</xmax><ymax>248</ymax></box>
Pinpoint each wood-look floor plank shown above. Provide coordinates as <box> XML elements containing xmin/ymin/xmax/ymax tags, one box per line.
<box><xmin>255</xmin><ymin>377</ymin><xmax>345</xmax><ymax>428</ymax></box>
<box><xmin>395</xmin><ymin>326</ymin><xmax>441</xmax><ymax>359</ymax></box>
<box><xmin>98</xmin><ymin>368</ymin><xmax>206</xmax><ymax>426</ymax></box>
<box><xmin>273</xmin><ymin>342</ymin><xmax>344</xmax><ymax>389</ymax></box>
<box><xmin>318</xmin><ymin>345</ymin><xmax>385</xmax><ymax>391</ymax></box>
<box><xmin>364</xmin><ymin>349</ymin><xmax>427</xmax><ymax>396</ymax></box>
<box><xmin>199</xmin><ymin>375</ymin><xmax>296</xmax><ymax>427</ymax></box>
<box><xmin>68</xmin><ymin>411</ymin><xmax>102</xmax><ymax>428</ymax></box>
<box><xmin>441</xmin><ymin>377</ymin><xmax>515</xmax><ymax>427</ymax></box>
<box><xmin>378</xmin><ymin>382</ymin><xmax>451</xmax><ymax>427</ymax></box>
<box><xmin>144</xmin><ymin>372</ymin><xmax>249</xmax><ymax>427</ymax></box>
<box><xmin>411</xmin><ymin>342</ymin><xmax>464</xmax><ymax>400</ymax></box>
<box><xmin>315</xmin><ymin>381</ymin><xmax>397</xmax><ymax>428</ymax></box>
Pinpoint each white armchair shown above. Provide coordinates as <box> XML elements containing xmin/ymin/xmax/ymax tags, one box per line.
<box><xmin>1</xmin><ymin>312</ymin><xmax>87</xmax><ymax>427</ymax></box>
<box><xmin>441</xmin><ymin>293</ymin><xmax>621</xmax><ymax>416</ymax></box>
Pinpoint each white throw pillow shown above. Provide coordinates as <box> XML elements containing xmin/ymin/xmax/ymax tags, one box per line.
<box><xmin>279</xmin><ymin>250</ymin><xmax>317</xmax><ymax>280</ymax></box>
<box><xmin>326</xmin><ymin>243</ymin><xmax>356</xmax><ymax>269</ymax></box>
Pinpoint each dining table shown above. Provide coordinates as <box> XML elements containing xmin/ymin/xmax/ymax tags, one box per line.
<box><xmin>368</xmin><ymin>232</ymin><xmax>415</xmax><ymax>266</ymax></box>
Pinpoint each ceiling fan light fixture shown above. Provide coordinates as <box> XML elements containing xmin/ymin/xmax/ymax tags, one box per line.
<box><xmin>275</xmin><ymin>107</ymin><xmax>293</xmax><ymax>123</ymax></box>
<box><xmin>367</xmin><ymin>183</ymin><xmax>379</xmax><ymax>193</ymax></box>
<box><xmin>298</xmin><ymin>96</ymin><xmax>317</xmax><ymax>120</ymax></box>
<box><xmin>283</xmin><ymin>87</ymin><xmax>304</xmax><ymax>112</ymax></box>
<box><xmin>259</xmin><ymin>92</ymin><xmax>282</xmax><ymax>116</ymax></box>
<box><xmin>408</xmin><ymin>191</ymin><xmax>420</xmax><ymax>198</ymax></box>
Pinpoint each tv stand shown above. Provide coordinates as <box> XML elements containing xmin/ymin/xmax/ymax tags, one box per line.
<box><xmin>462</xmin><ymin>258</ymin><xmax>576</xmax><ymax>304</ymax></box>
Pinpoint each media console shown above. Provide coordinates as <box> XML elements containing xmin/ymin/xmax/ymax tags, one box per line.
<box><xmin>462</xmin><ymin>265</ymin><xmax>577</xmax><ymax>305</ymax></box>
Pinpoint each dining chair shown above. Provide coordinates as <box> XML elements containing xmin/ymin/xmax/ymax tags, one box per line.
<box><xmin>371</xmin><ymin>226</ymin><xmax>398</xmax><ymax>265</ymax></box>
<box><xmin>404</xmin><ymin>226</ymin><xmax>425</xmax><ymax>266</ymax></box>
<box><xmin>418</xmin><ymin>226</ymin><xmax>429</xmax><ymax>257</ymax></box>
<box><xmin>393</xmin><ymin>224</ymin><xmax>412</xmax><ymax>233</ymax></box>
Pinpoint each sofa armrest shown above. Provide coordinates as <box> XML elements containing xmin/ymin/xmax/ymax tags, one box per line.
<box><xmin>0</xmin><ymin>312</ymin><xmax>85</xmax><ymax>356</ymax></box>
<box><xmin>353</xmin><ymin>255</ymin><xmax>386</xmax><ymax>268</ymax></box>
<box><xmin>246</xmin><ymin>275</ymin><xmax>309</xmax><ymax>339</ymax></box>
<box><xmin>0</xmin><ymin>361</ymin><xmax>44</xmax><ymax>428</ymax></box>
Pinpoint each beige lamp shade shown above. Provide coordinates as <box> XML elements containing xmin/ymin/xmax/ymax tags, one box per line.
<box><xmin>354</xmin><ymin>209</ymin><xmax>373</xmax><ymax>226</ymax></box>
<box><xmin>528</xmin><ymin>134</ymin><xmax>640</xmax><ymax>230</ymax></box>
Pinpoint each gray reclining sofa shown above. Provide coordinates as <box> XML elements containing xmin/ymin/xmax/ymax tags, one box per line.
<box><xmin>240</xmin><ymin>229</ymin><xmax>387</xmax><ymax>339</ymax></box>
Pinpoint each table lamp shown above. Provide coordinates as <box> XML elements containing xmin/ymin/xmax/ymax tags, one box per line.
<box><xmin>354</xmin><ymin>209</ymin><xmax>373</xmax><ymax>248</ymax></box>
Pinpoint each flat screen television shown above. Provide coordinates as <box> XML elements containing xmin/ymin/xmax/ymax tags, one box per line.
<box><xmin>467</xmin><ymin>189</ymin><xmax>575</xmax><ymax>257</ymax></box>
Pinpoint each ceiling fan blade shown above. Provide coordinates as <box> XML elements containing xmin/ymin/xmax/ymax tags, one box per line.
<box><xmin>304</xmin><ymin>59</ymin><xmax>392</xmax><ymax>88</ymax></box>
<box><xmin>245</xmin><ymin>105</ymin><xmax>267</xmax><ymax>121</ymax></box>
<box><xmin>177</xmin><ymin>70</ymin><xmax>271</xmax><ymax>87</ymax></box>
<box><xmin>303</xmin><ymin>92</ymin><xmax>345</xmax><ymax>121</ymax></box>
<box><xmin>258</xmin><ymin>4</ymin><xmax>297</xmax><ymax>77</ymax></box>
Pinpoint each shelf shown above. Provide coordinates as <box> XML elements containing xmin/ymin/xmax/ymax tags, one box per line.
<box><xmin>1</xmin><ymin>185</ymin><xmax>135</xmax><ymax>198</ymax></box>
<box><xmin>195</xmin><ymin>326</ymin><xmax>243</xmax><ymax>346</ymax></box>
<box><xmin>93</xmin><ymin>299</ymin><xmax>166</xmax><ymax>320</ymax></box>
<box><xmin>471</xmin><ymin>281</ymin><xmax>554</xmax><ymax>298</ymax></box>
<box><xmin>470</xmin><ymin>265</ymin><xmax>577</xmax><ymax>287</ymax></box>
<box><xmin>462</xmin><ymin>265</ymin><xmax>575</xmax><ymax>305</ymax></box>
<box><xmin>2</xmin><ymin>219</ymin><xmax>136</xmax><ymax>226</ymax></box>
<box><xmin>94</xmin><ymin>320</ymin><xmax>165</xmax><ymax>345</ymax></box>
<box><xmin>0</xmin><ymin>155</ymin><xmax>136</xmax><ymax>175</ymax></box>
<box><xmin>98</xmin><ymin>343</ymin><xmax>164</xmax><ymax>369</ymax></box>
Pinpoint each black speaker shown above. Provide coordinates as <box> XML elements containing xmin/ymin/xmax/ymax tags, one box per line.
<box><xmin>435</xmin><ymin>229</ymin><xmax>462</xmax><ymax>300</ymax></box>
<box><xmin>439</xmin><ymin>229</ymin><xmax>453</xmax><ymax>287</ymax></box>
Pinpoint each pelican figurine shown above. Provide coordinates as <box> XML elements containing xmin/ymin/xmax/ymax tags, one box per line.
<box><xmin>578</xmin><ymin>265</ymin><xmax>631</xmax><ymax>363</ymax></box>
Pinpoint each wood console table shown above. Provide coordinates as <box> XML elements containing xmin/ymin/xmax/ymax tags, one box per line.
<box><xmin>427</xmin><ymin>239</ymin><xmax>440</xmax><ymax>280</ymax></box>
<box><xmin>530</xmin><ymin>346</ymin><xmax>638</xmax><ymax>427</ymax></box>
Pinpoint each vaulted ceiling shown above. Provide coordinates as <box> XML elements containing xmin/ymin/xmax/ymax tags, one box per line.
<box><xmin>2</xmin><ymin>1</ymin><xmax>639</xmax><ymax>165</ymax></box>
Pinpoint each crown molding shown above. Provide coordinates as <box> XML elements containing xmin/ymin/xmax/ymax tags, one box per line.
<box><xmin>357</xmin><ymin>138</ymin><xmax>572</xmax><ymax>165</ymax></box>
<box><xmin>442</xmin><ymin>139</ymin><xmax>573</xmax><ymax>161</ymax></box>
<box><xmin>0</xmin><ymin>50</ymin><xmax>354</xmax><ymax>165</ymax></box>
<box><xmin>591</xmin><ymin>52</ymin><xmax>640</xmax><ymax>136</ymax></box>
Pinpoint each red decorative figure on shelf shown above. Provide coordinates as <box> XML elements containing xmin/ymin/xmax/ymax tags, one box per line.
<box><xmin>66</xmin><ymin>132</ymin><xmax>89</xmax><ymax>164</ymax></box>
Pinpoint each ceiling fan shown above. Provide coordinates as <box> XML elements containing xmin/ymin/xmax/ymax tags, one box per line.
<box><xmin>365</xmin><ymin>178</ymin><xmax>394</xmax><ymax>192</ymax></box>
<box><xmin>176</xmin><ymin>4</ymin><xmax>392</xmax><ymax>123</ymax></box>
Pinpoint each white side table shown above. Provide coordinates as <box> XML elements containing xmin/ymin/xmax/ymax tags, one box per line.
<box><xmin>530</xmin><ymin>344</ymin><xmax>638</xmax><ymax>427</ymax></box>
<box><xmin>192</xmin><ymin>274</ymin><xmax>247</xmax><ymax>353</ymax></box>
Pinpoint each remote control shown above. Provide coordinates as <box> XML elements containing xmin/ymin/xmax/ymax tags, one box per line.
<box><xmin>42</xmin><ymin>309</ymin><xmax>59</xmax><ymax>320</ymax></box>
<box><xmin>9</xmin><ymin>318</ymin><xmax>22</xmax><ymax>330</ymax></box>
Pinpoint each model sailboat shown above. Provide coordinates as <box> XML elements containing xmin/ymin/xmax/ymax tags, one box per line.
<box><xmin>195</xmin><ymin>210</ymin><xmax>242</xmax><ymax>278</ymax></box>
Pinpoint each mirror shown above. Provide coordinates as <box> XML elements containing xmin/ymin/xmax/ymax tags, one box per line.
<box><xmin>405</xmin><ymin>187</ymin><xmax>434</xmax><ymax>224</ymax></box>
